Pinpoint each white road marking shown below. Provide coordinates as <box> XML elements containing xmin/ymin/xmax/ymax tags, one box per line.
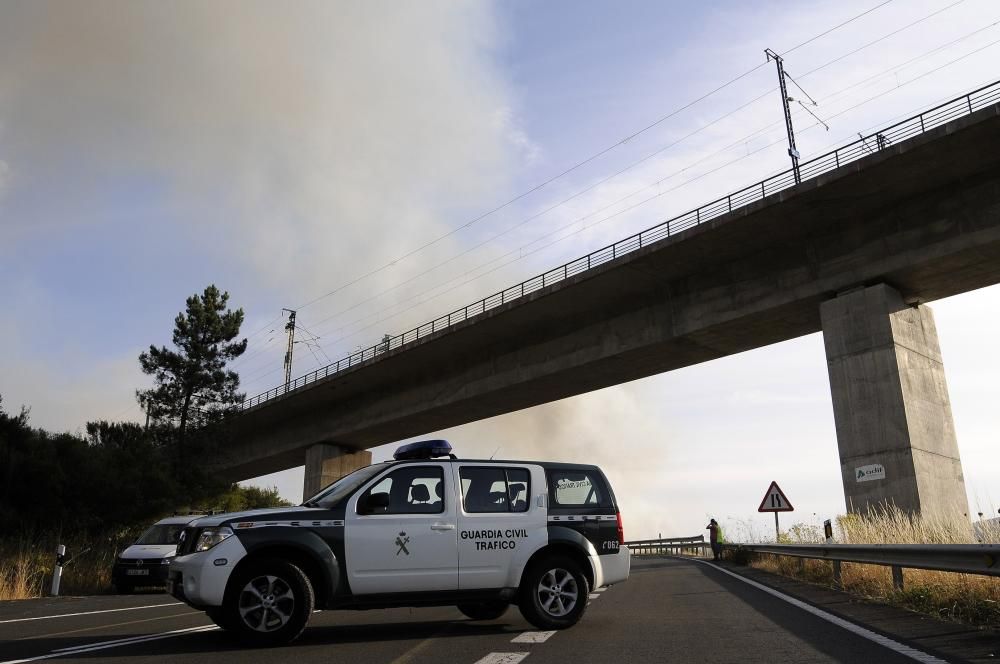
<box><xmin>693</xmin><ymin>560</ymin><xmax>949</xmax><ymax>664</ymax></box>
<box><xmin>0</xmin><ymin>625</ymin><xmax>217</xmax><ymax>663</ymax></box>
<box><xmin>588</xmin><ymin>593</ymin><xmax>601</xmax><ymax>599</ymax></box>
<box><xmin>0</xmin><ymin>603</ymin><xmax>183</xmax><ymax>624</ymax></box>
<box><xmin>593</xmin><ymin>587</ymin><xmax>607</xmax><ymax>592</ymax></box>
<box><xmin>472</xmin><ymin>653</ymin><xmax>529</xmax><ymax>664</ymax></box>
<box><xmin>511</xmin><ymin>631</ymin><xmax>556</xmax><ymax>643</ymax></box>
<box><xmin>50</xmin><ymin>624</ymin><xmax>212</xmax><ymax>652</ymax></box>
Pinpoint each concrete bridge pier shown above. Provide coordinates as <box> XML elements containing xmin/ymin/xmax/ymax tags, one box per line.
<box><xmin>821</xmin><ymin>283</ymin><xmax>969</xmax><ymax>518</ymax></box>
<box><xmin>303</xmin><ymin>443</ymin><xmax>372</xmax><ymax>501</ymax></box>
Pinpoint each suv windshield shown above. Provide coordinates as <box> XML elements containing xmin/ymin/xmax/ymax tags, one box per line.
<box><xmin>135</xmin><ymin>524</ymin><xmax>185</xmax><ymax>545</ymax></box>
<box><xmin>303</xmin><ymin>463</ymin><xmax>387</xmax><ymax>508</ymax></box>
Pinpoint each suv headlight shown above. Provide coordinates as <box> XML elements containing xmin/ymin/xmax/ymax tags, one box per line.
<box><xmin>194</xmin><ymin>527</ymin><xmax>233</xmax><ymax>552</ymax></box>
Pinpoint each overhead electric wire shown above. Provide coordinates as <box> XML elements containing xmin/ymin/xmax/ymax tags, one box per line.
<box><xmin>239</xmin><ymin>313</ymin><xmax>284</xmax><ymax>345</ymax></box>
<box><xmin>238</xmin><ymin>324</ymin><xmax>333</xmax><ymax>383</ymax></box>
<box><xmin>722</xmin><ymin>16</ymin><xmax>1000</xmax><ymax>154</ymax></box>
<box><xmin>230</xmin><ymin>332</ymin><xmax>278</xmax><ymax>370</ymax></box>
<box><xmin>251</xmin><ymin>38</ymin><xmax>1000</xmax><ymax>385</ymax></box>
<box><xmin>291</xmin><ymin>61</ymin><xmax>770</xmax><ymax>311</ymax></box>
<box><xmin>296</xmin><ymin>2</ymin><xmax>980</xmax><ymax>344</ymax></box>
<box><xmin>242</xmin><ymin>11</ymin><xmax>996</xmax><ymax>392</ymax></box>
<box><xmin>808</xmin><ymin>35</ymin><xmax>1000</xmax><ymax>125</ymax></box>
<box><xmin>301</xmin><ymin>86</ymin><xmax>779</xmax><ymax>334</ymax></box>
<box><xmin>288</xmin><ymin>0</ymin><xmax>907</xmax><ymax>316</ymax></box>
<box><xmin>780</xmin><ymin>0</ymin><xmax>895</xmax><ymax>56</ymax></box>
<box><xmin>282</xmin><ymin>57</ymin><xmax>997</xmax><ymax>374</ymax></box>
<box><xmin>242</xmin><ymin>122</ymin><xmax>840</xmax><ymax>387</ymax></box>
<box><xmin>295</xmin><ymin>324</ymin><xmax>334</xmax><ymax>364</ymax></box>
<box><xmin>797</xmin><ymin>0</ymin><xmax>967</xmax><ymax>78</ymax></box>
<box><xmin>297</xmin><ymin>20</ymin><xmax>1000</xmax><ymax>350</ymax></box>
<box><xmin>297</xmin><ymin>338</ymin><xmax>326</xmax><ymax>370</ymax></box>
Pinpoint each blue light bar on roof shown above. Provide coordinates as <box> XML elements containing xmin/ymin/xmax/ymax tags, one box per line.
<box><xmin>393</xmin><ymin>439</ymin><xmax>453</xmax><ymax>460</ymax></box>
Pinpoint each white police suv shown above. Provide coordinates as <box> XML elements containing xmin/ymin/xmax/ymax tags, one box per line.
<box><xmin>168</xmin><ymin>440</ymin><xmax>630</xmax><ymax>646</ymax></box>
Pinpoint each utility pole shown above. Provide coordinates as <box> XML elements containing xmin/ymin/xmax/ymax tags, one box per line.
<box><xmin>282</xmin><ymin>308</ymin><xmax>296</xmax><ymax>389</ymax></box>
<box><xmin>765</xmin><ymin>48</ymin><xmax>800</xmax><ymax>185</ymax></box>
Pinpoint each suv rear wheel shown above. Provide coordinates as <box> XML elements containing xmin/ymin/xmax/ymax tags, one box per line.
<box><xmin>457</xmin><ymin>601</ymin><xmax>509</xmax><ymax>621</ymax></box>
<box><xmin>222</xmin><ymin>558</ymin><xmax>314</xmax><ymax>646</ymax></box>
<box><xmin>518</xmin><ymin>555</ymin><xmax>589</xmax><ymax>630</ymax></box>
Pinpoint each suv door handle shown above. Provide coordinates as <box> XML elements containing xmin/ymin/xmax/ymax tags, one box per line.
<box><xmin>430</xmin><ymin>523</ymin><xmax>455</xmax><ymax>531</ymax></box>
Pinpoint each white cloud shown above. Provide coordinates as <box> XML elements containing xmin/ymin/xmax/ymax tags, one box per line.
<box><xmin>0</xmin><ymin>1</ymin><xmax>517</xmax><ymax>294</ymax></box>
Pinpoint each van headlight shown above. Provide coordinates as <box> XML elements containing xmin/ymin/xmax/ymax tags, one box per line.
<box><xmin>194</xmin><ymin>527</ymin><xmax>233</xmax><ymax>552</ymax></box>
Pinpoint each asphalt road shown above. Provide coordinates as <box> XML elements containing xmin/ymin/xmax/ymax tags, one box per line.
<box><xmin>0</xmin><ymin>558</ymin><xmax>956</xmax><ymax>663</ymax></box>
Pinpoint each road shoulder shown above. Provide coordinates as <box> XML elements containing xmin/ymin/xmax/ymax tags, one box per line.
<box><xmin>697</xmin><ymin>559</ymin><xmax>999</xmax><ymax>663</ymax></box>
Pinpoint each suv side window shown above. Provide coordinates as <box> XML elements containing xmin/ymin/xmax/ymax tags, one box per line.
<box><xmin>548</xmin><ymin>468</ymin><xmax>608</xmax><ymax>507</ymax></box>
<box><xmin>361</xmin><ymin>466</ymin><xmax>445</xmax><ymax>514</ymax></box>
<box><xmin>460</xmin><ymin>467</ymin><xmax>530</xmax><ymax>513</ymax></box>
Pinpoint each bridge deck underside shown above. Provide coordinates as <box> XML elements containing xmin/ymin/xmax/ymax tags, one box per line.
<box><xmin>223</xmin><ymin>104</ymin><xmax>1000</xmax><ymax>481</ymax></box>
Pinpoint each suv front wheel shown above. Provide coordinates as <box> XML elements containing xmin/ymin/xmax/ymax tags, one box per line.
<box><xmin>518</xmin><ymin>555</ymin><xmax>589</xmax><ymax>630</ymax></box>
<box><xmin>222</xmin><ymin>558</ymin><xmax>314</xmax><ymax>646</ymax></box>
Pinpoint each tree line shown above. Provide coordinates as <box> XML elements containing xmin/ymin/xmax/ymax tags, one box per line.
<box><xmin>0</xmin><ymin>285</ymin><xmax>289</xmax><ymax>535</ymax></box>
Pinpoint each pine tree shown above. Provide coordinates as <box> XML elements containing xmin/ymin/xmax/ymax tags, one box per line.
<box><xmin>137</xmin><ymin>285</ymin><xmax>247</xmax><ymax>465</ymax></box>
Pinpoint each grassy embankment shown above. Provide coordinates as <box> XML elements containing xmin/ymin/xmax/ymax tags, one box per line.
<box><xmin>0</xmin><ymin>529</ymin><xmax>142</xmax><ymax>601</ymax></box>
<box><xmin>734</xmin><ymin>507</ymin><xmax>1000</xmax><ymax>627</ymax></box>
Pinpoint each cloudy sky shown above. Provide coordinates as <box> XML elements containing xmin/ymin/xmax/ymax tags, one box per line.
<box><xmin>1</xmin><ymin>0</ymin><xmax>998</xmax><ymax>540</ymax></box>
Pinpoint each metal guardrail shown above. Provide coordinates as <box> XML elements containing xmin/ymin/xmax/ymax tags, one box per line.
<box><xmin>625</xmin><ymin>537</ymin><xmax>1000</xmax><ymax>590</ymax></box>
<box><xmin>625</xmin><ymin>535</ymin><xmax>709</xmax><ymax>557</ymax></box>
<box><xmin>723</xmin><ymin>542</ymin><xmax>1000</xmax><ymax>590</ymax></box>
<box><xmin>241</xmin><ymin>79</ymin><xmax>1000</xmax><ymax>412</ymax></box>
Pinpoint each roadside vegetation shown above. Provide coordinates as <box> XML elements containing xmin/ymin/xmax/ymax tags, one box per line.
<box><xmin>727</xmin><ymin>507</ymin><xmax>1000</xmax><ymax>627</ymax></box>
<box><xmin>0</xmin><ymin>285</ymin><xmax>291</xmax><ymax>601</ymax></box>
<box><xmin>0</xmin><ymin>482</ymin><xmax>288</xmax><ymax>601</ymax></box>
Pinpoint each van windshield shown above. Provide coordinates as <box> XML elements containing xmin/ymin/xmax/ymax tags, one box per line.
<box><xmin>135</xmin><ymin>524</ymin><xmax>184</xmax><ymax>545</ymax></box>
<box><xmin>303</xmin><ymin>464</ymin><xmax>387</xmax><ymax>508</ymax></box>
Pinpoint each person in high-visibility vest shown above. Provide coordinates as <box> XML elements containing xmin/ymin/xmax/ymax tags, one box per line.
<box><xmin>706</xmin><ymin>519</ymin><xmax>724</xmax><ymax>561</ymax></box>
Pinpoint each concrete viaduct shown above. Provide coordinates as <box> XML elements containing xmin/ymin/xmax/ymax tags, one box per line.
<box><xmin>222</xmin><ymin>94</ymin><xmax>1000</xmax><ymax>517</ymax></box>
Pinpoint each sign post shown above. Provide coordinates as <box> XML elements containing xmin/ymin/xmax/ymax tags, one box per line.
<box><xmin>757</xmin><ymin>481</ymin><xmax>794</xmax><ymax>542</ymax></box>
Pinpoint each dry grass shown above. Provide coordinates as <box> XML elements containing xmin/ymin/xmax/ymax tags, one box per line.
<box><xmin>0</xmin><ymin>549</ymin><xmax>46</xmax><ymax>601</ymax></box>
<box><xmin>744</xmin><ymin>506</ymin><xmax>1000</xmax><ymax>626</ymax></box>
<box><xmin>0</xmin><ymin>529</ymin><xmax>142</xmax><ymax>600</ymax></box>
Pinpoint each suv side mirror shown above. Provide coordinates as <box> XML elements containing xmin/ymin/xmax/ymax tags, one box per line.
<box><xmin>359</xmin><ymin>491</ymin><xmax>390</xmax><ymax>515</ymax></box>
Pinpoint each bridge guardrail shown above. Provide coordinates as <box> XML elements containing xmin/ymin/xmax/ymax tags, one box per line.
<box><xmin>241</xmin><ymin>79</ymin><xmax>1000</xmax><ymax>412</ymax></box>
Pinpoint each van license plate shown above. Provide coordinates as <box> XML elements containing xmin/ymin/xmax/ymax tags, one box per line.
<box><xmin>126</xmin><ymin>569</ymin><xmax>149</xmax><ymax>576</ymax></box>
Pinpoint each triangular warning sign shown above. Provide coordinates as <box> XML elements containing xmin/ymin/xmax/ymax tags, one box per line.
<box><xmin>757</xmin><ymin>481</ymin><xmax>794</xmax><ymax>512</ymax></box>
